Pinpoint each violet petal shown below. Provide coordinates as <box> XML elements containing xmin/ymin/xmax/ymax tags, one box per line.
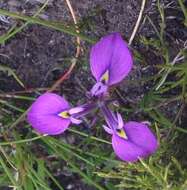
<box><xmin>112</xmin><ymin>134</ymin><xmax>146</xmax><ymax>162</ymax></box>
<box><xmin>124</xmin><ymin>121</ymin><xmax>158</xmax><ymax>155</ymax></box>
<box><xmin>27</xmin><ymin>93</ymin><xmax>71</xmax><ymax>135</ymax></box>
<box><xmin>90</xmin><ymin>33</ymin><xmax>133</xmax><ymax>85</ymax></box>
<box><xmin>112</xmin><ymin>122</ymin><xmax>158</xmax><ymax>162</ymax></box>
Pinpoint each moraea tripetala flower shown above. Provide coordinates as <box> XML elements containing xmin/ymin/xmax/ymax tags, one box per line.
<box><xmin>27</xmin><ymin>33</ymin><xmax>158</xmax><ymax>162</ymax></box>
<box><xmin>90</xmin><ymin>33</ymin><xmax>133</xmax><ymax>96</ymax></box>
<box><xmin>27</xmin><ymin>93</ymin><xmax>95</xmax><ymax>135</ymax></box>
<box><xmin>101</xmin><ymin>105</ymin><xmax>158</xmax><ymax>162</ymax></box>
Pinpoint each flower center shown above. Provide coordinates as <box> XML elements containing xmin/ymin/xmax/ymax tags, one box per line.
<box><xmin>90</xmin><ymin>81</ymin><xmax>108</xmax><ymax>96</ymax></box>
<box><xmin>58</xmin><ymin>103</ymin><xmax>98</xmax><ymax>125</ymax></box>
<box><xmin>116</xmin><ymin>129</ymin><xmax>128</xmax><ymax>139</ymax></box>
<box><xmin>100</xmin><ymin>70</ymin><xmax>109</xmax><ymax>84</ymax></box>
<box><xmin>58</xmin><ymin>111</ymin><xmax>70</xmax><ymax>118</ymax></box>
<box><xmin>90</xmin><ymin>70</ymin><xmax>109</xmax><ymax>97</ymax></box>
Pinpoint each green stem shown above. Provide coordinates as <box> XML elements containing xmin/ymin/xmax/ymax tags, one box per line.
<box><xmin>0</xmin><ymin>9</ymin><xmax>96</xmax><ymax>44</ymax></box>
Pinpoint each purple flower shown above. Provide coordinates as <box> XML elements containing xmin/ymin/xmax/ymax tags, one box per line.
<box><xmin>26</xmin><ymin>33</ymin><xmax>158</xmax><ymax>163</ymax></box>
<box><xmin>90</xmin><ymin>33</ymin><xmax>133</xmax><ymax>96</ymax></box>
<box><xmin>27</xmin><ymin>93</ymin><xmax>85</xmax><ymax>135</ymax></box>
<box><xmin>101</xmin><ymin>106</ymin><xmax>158</xmax><ymax>162</ymax></box>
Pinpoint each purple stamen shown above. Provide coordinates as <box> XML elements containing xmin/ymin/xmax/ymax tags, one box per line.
<box><xmin>71</xmin><ymin>103</ymin><xmax>98</xmax><ymax>118</ymax></box>
<box><xmin>90</xmin><ymin>81</ymin><xmax>108</xmax><ymax>97</ymax></box>
<box><xmin>70</xmin><ymin>117</ymin><xmax>82</xmax><ymax>124</ymax></box>
<box><xmin>103</xmin><ymin>125</ymin><xmax>114</xmax><ymax>135</ymax></box>
<box><xmin>116</xmin><ymin>112</ymin><xmax>124</xmax><ymax>129</ymax></box>
<box><xmin>69</xmin><ymin>107</ymin><xmax>85</xmax><ymax>115</ymax></box>
<box><xmin>100</xmin><ymin>104</ymin><xmax>118</xmax><ymax>130</ymax></box>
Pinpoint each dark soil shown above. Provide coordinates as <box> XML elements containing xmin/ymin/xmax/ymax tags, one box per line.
<box><xmin>0</xmin><ymin>0</ymin><xmax>186</xmax><ymax>189</ymax></box>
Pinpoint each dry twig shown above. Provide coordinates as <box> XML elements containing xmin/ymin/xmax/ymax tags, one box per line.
<box><xmin>49</xmin><ymin>0</ymin><xmax>81</xmax><ymax>92</ymax></box>
<box><xmin>128</xmin><ymin>0</ymin><xmax>146</xmax><ymax>45</ymax></box>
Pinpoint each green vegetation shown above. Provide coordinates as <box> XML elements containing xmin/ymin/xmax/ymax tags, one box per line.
<box><xmin>0</xmin><ymin>0</ymin><xmax>186</xmax><ymax>189</ymax></box>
